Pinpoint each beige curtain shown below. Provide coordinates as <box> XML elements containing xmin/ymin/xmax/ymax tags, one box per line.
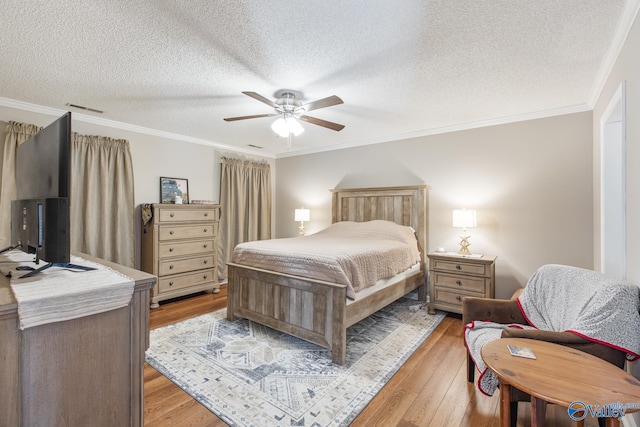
<box><xmin>0</xmin><ymin>122</ymin><xmax>42</xmax><ymax>248</ymax></box>
<box><xmin>0</xmin><ymin>121</ymin><xmax>135</xmax><ymax>266</ymax></box>
<box><xmin>218</xmin><ymin>157</ymin><xmax>271</xmax><ymax>280</ymax></box>
<box><xmin>71</xmin><ymin>134</ymin><xmax>135</xmax><ymax>267</ymax></box>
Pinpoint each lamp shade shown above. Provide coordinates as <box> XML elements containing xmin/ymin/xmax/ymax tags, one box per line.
<box><xmin>271</xmin><ymin>117</ymin><xmax>289</xmax><ymax>137</ymax></box>
<box><xmin>452</xmin><ymin>209</ymin><xmax>476</xmax><ymax>228</ymax></box>
<box><xmin>287</xmin><ymin>117</ymin><xmax>304</xmax><ymax>136</ymax></box>
<box><xmin>295</xmin><ymin>208</ymin><xmax>310</xmax><ymax>222</ymax></box>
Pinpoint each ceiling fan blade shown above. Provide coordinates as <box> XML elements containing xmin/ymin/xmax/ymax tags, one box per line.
<box><xmin>299</xmin><ymin>115</ymin><xmax>345</xmax><ymax>131</ymax></box>
<box><xmin>242</xmin><ymin>91</ymin><xmax>279</xmax><ymax>108</ymax></box>
<box><xmin>223</xmin><ymin>113</ymin><xmax>277</xmax><ymax>122</ymax></box>
<box><xmin>299</xmin><ymin>95</ymin><xmax>343</xmax><ymax>113</ymax></box>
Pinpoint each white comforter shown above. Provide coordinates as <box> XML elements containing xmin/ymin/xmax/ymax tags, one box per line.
<box><xmin>231</xmin><ymin>220</ymin><xmax>421</xmax><ymax>299</ymax></box>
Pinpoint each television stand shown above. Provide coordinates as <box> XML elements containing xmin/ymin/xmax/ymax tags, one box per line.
<box><xmin>18</xmin><ymin>262</ymin><xmax>97</xmax><ymax>279</ymax></box>
<box><xmin>0</xmin><ymin>252</ymin><xmax>157</xmax><ymax>426</ymax></box>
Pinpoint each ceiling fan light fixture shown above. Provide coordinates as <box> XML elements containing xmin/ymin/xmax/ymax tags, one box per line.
<box><xmin>271</xmin><ymin>116</ymin><xmax>304</xmax><ymax>137</ymax></box>
<box><xmin>225</xmin><ymin>91</ymin><xmax>344</xmax><ymax>149</ymax></box>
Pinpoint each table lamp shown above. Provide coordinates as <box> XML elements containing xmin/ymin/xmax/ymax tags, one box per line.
<box><xmin>453</xmin><ymin>209</ymin><xmax>476</xmax><ymax>255</ymax></box>
<box><xmin>295</xmin><ymin>207</ymin><xmax>310</xmax><ymax>236</ymax></box>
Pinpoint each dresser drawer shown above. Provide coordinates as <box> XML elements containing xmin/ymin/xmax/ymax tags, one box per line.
<box><xmin>158</xmin><ymin>224</ymin><xmax>215</xmax><ymax>241</ymax></box>
<box><xmin>158</xmin><ymin>207</ymin><xmax>219</xmax><ymax>223</ymax></box>
<box><xmin>432</xmin><ymin>259</ymin><xmax>487</xmax><ymax>276</ymax></box>
<box><xmin>158</xmin><ymin>255</ymin><xmax>215</xmax><ymax>276</ymax></box>
<box><xmin>158</xmin><ymin>239</ymin><xmax>214</xmax><ymax>258</ymax></box>
<box><xmin>431</xmin><ymin>272</ymin><xmax>487</xmax><ymax>294</ymax></box>
<box><xmin>158</xmin><ymin>269</ymin><xmax>216</xmax><ymax>292</ymax></box>
<box><xmin>434</xmin><ymin>287</ymin><xmax>484</xmax><ymax>308</ymax></box>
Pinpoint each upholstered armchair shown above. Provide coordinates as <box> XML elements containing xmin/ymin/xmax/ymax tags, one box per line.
<box><xmin>463</xmin><ymin>288</ymin><xmax>627</xmax><ymax>427</ymax></box>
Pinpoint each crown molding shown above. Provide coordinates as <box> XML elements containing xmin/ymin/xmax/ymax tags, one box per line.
<box><xmin>276</xmin><ymin>103</ymin><xmax>592</xmax><ymax>158</ymax></box>
<box><xmin>588</xmin><ymin>0</ymin><xmax>640</xmax><ymax>106</ymax></box>
<box><xmin>0</xmin><ymin>97</ymin><xmax>592</xmax><ymax>161</ymax></box>
<box><xmin>0</xmin><ymin>97</ymin><xmax>275</xmax><ymax>159</ymax></box>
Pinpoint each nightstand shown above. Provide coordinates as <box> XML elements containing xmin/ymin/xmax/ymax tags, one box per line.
<box><xmin>427</xmin><ymin>253</ymin><xmax>497</xmax><ymax>314</ymax></box>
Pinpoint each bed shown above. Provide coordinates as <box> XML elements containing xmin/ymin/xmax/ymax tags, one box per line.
<box><xmin>226</xmin><ymin>185</ymin><xmax>429</xmax><ymax>365</ymax></box>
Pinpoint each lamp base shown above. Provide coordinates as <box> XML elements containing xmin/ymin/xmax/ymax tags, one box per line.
<box><xmin>458</xmin><ymin>234</ymin><xmax>472</xmax><ymax>255</ymax></box>
<box><xmin>298</xmin><ymin>222</ymin><xmax>306</xmax><ymax>236</ymax></box>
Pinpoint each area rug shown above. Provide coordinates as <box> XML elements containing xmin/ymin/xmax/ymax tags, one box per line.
<box><xmin>146</xmin><ymin>297</ymin><xmax>446</xmax><ymax>426</ymax></box>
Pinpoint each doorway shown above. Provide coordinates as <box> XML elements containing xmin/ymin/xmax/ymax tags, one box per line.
<box><xmin>600</xmin><ymin>81</ymin><xmax>626</xmax><ymax>280</ymax></box>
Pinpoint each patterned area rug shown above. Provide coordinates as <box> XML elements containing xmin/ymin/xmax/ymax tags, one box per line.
<box><xmin>146</xmin><ymin>297</ymin><xmax>446</xmax><ymax>426</ymax></box>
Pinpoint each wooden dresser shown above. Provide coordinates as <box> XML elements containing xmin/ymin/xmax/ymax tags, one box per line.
<box><xmin>141</xmin><ymin>203</ymin><xmax>221</xmax><ymax>309</ymax></box>
<box><xmin>427</xmin><ymin>253</ymin><xmax>496</xmax><ymax>314</ymax></box>
<box><xmin>0</xmin><ymin>253</ymin><xmax>156</xmax><ymax>427</ymax></box>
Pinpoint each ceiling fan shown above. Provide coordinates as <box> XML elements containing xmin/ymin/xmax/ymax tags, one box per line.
<box><xmin>224</xmin><ymin>90</ymin><xmax>345</xmax><ymax>149</ymax></box>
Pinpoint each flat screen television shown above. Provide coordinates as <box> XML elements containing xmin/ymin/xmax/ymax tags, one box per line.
<box><xmin>15</xmin><ymin>112</ymin><xmax>71</xmax><ymax>200</ymax></box>
<box><xmin>7</xmin><ymin>112</ymin><xmax>93</xmax><ymax>277</ymax></box>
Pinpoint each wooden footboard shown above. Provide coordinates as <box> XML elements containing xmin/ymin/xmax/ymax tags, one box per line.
<box><xmin>226</xmin><ymin>262</ymin><xmax>349</xmax><ymax>364</ymax></box>
<box><xmin>227</xmin><ymin>262</ymin><xmax>426</xmax><ymax>365</ymax></box>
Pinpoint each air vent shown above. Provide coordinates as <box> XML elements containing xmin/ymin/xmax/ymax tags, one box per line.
<box><xmin>65</xmin><ymin>103</ymin><xmax>104</xmax><ymax>114</ymax></box>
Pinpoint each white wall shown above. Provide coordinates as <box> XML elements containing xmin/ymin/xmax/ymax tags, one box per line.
<box><xmin>0</xmin><ymin>105</ymin><xmax>275</xmax><ymax>268</ymax></box>
<box><xmin>0</xmin><ymin>96</ymin><xmax>596</xmax><ymax>301</ymax></box>
<box><xmin>275</xmin><ymin>112</ymin><xmax>594</xmax><ymax>299</ymax></box>
<box><xmin>593</xmin><ymin>11</ymin><xmax>640</xmax><ymax>284</ymax></box>
<box><xmin>593</xmin><ymin>5</ymin><xmax>640</xmax><ymax>414</ymax></box>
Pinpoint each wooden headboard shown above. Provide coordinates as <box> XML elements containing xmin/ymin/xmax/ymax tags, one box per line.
<box><xmin>330</xmin><ymin>185</ymin><xmax>429</xmax><ymax>262</ymax></box>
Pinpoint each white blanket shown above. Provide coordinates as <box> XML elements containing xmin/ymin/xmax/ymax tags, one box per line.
<box><xmin>3</xmin><ymin>251</ymin><xmax>134</xmax><ymax>329</ymax></box>
<box><xmin>464</xmin><ymin>321</ymin><xmax>535</xmax><ymax>395</ymax></box>
<box><xmin>232</xmin><ymin>220</ymin><xmax>421</xmax><ymax>299</ymax></box>
<box><xmin>465</xmin><ymin>264</ymin><xmax>640</xmax><ymax>395</ymax></box>
<box><xmin>517</xmin><ymin>264</ymin><xmax>640</xmax><ymax>358</ymax></box>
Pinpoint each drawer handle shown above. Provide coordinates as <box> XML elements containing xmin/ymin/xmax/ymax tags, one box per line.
<box><xmin>203</xmin><ymin>244</ymin><xmax>208</xmax><ymax>248</ymax></box>
<box><xmin>203</xmin><ymin>259</ymin><xmax>208</xmax><ymax>264</ymax></box>
<box><xmin>456</xmin><ymin>295</ymin><xmax>462</xmax><ymax>301</ymax></box>
<box><xmin>169</xmin><ymin>264</ymin><xmax>174</xmax><ymax>269</ymax></box>
<box><xmin>204</xmin><ymin>212</ymin><xmax>209</xmax><ymax>217</ymax></box>
<box><xmin>170</xmin><ymin>213</ymin><xmax>175</xmax><ymax>218</ymax></box>
<box><xmin>169</xmin><ymin>247</ymin><xmax>174</xmax><ymax>252</ymax></box>
<box><xmin>455</xmin><ymin>264</ymin><xmax>461</xmax><ymax>270</ymax></box>
<box><xmin>203</xmin><ymin>274</ymin><xmax>208</xmax><ymax>279</ymax></box>
<box><xmin>169</xmin><ymin>230</ymin><xmax>174</xmax><ymax>235</ymax></box>
<box><xmin>169</xmin><ymin>281</ymin><xmax>174</xmax><ymax>286</ymax></box>
<box><xmin>456</xmin><ymin>280</ymin><xmax>462</xmax><ymax>285</ymax></box>
<box><xmin>203</xmin><ymin>228</ymin><xmax>208</xmax><ymax>233</ymax></box>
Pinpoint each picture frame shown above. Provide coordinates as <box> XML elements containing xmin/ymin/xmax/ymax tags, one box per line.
<box><xmin>160</xmin><ymin>177</ymin><xmax>189</xmax><ymax>204</ymax></box>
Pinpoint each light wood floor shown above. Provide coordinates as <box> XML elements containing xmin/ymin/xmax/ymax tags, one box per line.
<box><xmin>144</xmin><ymin>286</ymin><xmax>599</xmax><ymax>426</ymax></box>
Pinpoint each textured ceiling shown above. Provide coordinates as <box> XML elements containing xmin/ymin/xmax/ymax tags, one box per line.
<box><xmin>0</xmin><ymin>1</ymin><xmax>636</xmax><ymax>158</ymax></box>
